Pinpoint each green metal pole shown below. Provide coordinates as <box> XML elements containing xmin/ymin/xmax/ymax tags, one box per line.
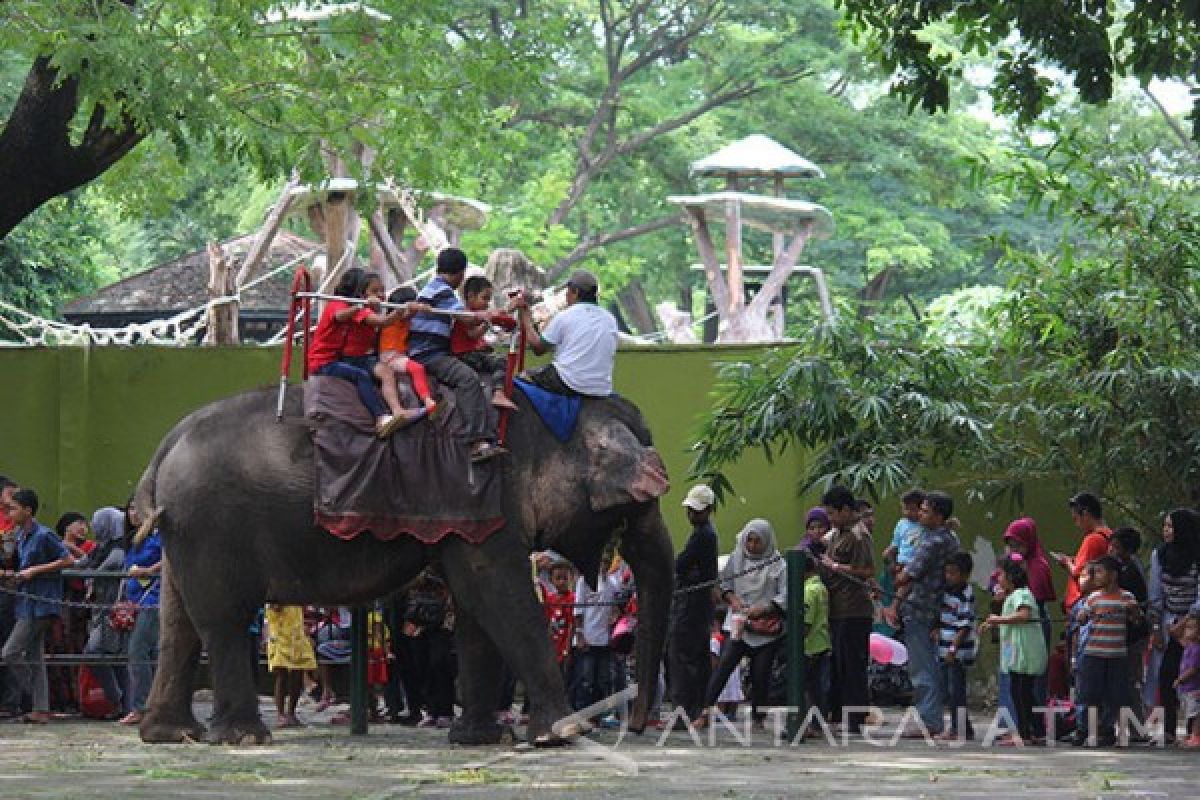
<box><xmin>350</xmin><ymin>606</ymin><xmax>369</xmax><ymax>735</ymax></box>
<box><xmin>784</xmin><ymin>549</ymin><xmax>807</xmax><ymax>742</ymax></box>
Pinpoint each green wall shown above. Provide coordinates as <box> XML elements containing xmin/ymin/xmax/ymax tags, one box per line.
<box><xmin>1</xmin><ymin>344</ymin><xmax>1094</xmax><ymax>564</ymax></box>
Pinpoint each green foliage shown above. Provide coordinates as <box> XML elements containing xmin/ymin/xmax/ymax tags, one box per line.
<box><xmin>0</xmin><ymin>195</ymin><xmax>111</xmax><ymax>325</ymax></box>
<box><xmin>0</xmin><ymin>1</ymin><xmax>547</xmax><ymax>209</ymax></box>
<box><xmin>691</xmin><ymin>312</ymin><xmax>994</xmax><ymax>502</ymax></box>
<box><xmin>693</xmin><ymin>116</ymin><xmax>1200</xmax><ymax>528</ymax></box>
<box><xmin>835</xmin><ymin>0</ymin><xmax>1199</xmax><ymax>136</ymax></box>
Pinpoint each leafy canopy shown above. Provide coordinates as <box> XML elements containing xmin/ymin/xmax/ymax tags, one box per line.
<box><xmin>835</xmin><ymin>0</ymin><xmax>1199</xmax><ymax>136</ymax></box>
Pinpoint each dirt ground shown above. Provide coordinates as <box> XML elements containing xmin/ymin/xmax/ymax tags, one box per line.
<box><xmin>0</xmin><ymin>700</ymin><xmax>1195</xmax><ymax>799</ymax></box>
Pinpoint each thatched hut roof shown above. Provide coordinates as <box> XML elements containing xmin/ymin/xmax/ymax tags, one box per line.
<box><xmin>63</xmin><ymin>231</ymin><xmax>320</xmax><ymax>317</ymax></box>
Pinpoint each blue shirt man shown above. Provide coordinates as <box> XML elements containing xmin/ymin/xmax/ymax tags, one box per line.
<box><xmin>13</xmin><ymin>515</ymin><xmax>69</xmax><ymax>619</ymax></box>
<box><xmin>1</xmin><ymin>487</ymin><xmax>72</xmax><ymax>720</ymax></box>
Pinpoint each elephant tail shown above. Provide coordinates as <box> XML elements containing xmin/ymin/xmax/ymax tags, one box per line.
<box><xmin>133</xmin><ymin>422</ymin><xmax>184</xmax><ymax>541</ymax></box>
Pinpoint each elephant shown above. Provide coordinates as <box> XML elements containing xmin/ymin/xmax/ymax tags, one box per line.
<box><xmin>132</xmin><ymin>382</ymin><xmax>674</xmax><ymax>746</ymax></box>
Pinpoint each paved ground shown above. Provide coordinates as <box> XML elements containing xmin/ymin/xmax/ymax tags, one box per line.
<box><xmin>0</xmin><ymin>701</ymin><xmax>1195</xmax><ymax>799</ymax></box>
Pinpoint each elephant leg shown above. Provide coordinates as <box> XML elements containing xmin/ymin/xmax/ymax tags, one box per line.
<box><xmin>447</xmin><ymin>606</ymin><xmax>513</xmax><ymax>745</ymax></box>
<box><xmin>439</xmin><ymin>532</ymin><xmax>575</xmax><ymax>744</ymax></box>
<box><xmin>202</xmin><ymin>607</ymin><xmax>271</xmax><ymax>745</ymax></box>
<box><xmin>140</xmin><ymin>558</ymin><xmax>207</xmax><ymax>743</ymax></box>
<box><xmin>618</xmin><ymin>503</ymin><xmax>675</xmax><ymax>733</ymax></box>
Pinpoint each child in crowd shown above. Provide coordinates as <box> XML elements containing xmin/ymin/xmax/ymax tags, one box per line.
<box><xmin>803</xmin><ymin>554</ymin><xmax>832</xmax><ymax>736</ymax></box>
<box><xmin>981</xmin><ymin>556</ymin><xmax>1047</xmax><ymax>746</ymax></box>
<box><xmin>884</xmin><ymin>489</ymin><xmax>925</xmax><ymax>571</ymax></box>
<box><xmin>798</xmin><ymin>506</ymin><xmax>830</xmax><ymax>557</ymax></box>
<box><xmin>314</xmin><ymin>607</ymin><xmax>353</xmax><ymax>712</ymax></box>
<box><xmin>1072</xmin><ymin>556</ymin><xmax>1141</xmax><ymax>746</ymax></box>
<box><xmin>451</xmin><ymin>275</ymin><xmax>518</xmax><ymax>411</ymax></box>
<box><xmin>366</xmin><ymin>606</ymin><xmax>392</xmax><ymax>723</ymax></box>
<box><xmin>307</xmin><ymin>269</ymin><xmax>425</xmax><ymax>438</ymax></box>
<box><xmin>1173</xmin><ymin>612</ymin><xmax>1200</xmax><ymax>748</ymax></box>
<box><xmin>265</xmin><ymin>604</ymin><xmax>317</xmax><ymax>728</ymax></box>
<box><xmin>937</xmin><ymin>551</ymin><xmax>977</xmax><ymax>741</ymax></box>
<box><xmin>544</xmin><ymin>561</ymin><xmax>576</xmax><ymax>677</ymax></box>
<box><xmin>378</xmin><ymin>285</ymin><xmax>438</xmax><ymax>418</ymax></box>
<box><xmin>710</xmin><ymin>611</ymin><xmax>744</xmax><ymax>717</ymax></box>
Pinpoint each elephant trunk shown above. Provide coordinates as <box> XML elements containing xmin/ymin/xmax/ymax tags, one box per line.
<box><xmin>619</xmin><ymin>502</ymin><xmax>675</xmax><ymax>733</ymax></box>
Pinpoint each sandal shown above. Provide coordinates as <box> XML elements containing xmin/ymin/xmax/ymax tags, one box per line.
<box><xmin>470</xmin><ymin>442</ymin><xmax>508</xmax><ymax>463</ymax></box>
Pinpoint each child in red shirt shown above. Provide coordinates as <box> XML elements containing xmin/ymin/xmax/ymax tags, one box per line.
<box><xmin>451</xmin><ymin>275</ymin><xmax>518</xmax><ymax>411</ymax></box>
<box><xmin>306</xmin><ymin>269</ymin><xmax>424</xmax><ymax>438</ymax></box>
<box><xmin>379</xmin><ymin>286</ymin><xmax>438</xmax><ymax>418</ymax></box>
<box><xmin>543</xmin><ymin>562</ymin><xmax>576</xmax><ymax>675</ymax></box>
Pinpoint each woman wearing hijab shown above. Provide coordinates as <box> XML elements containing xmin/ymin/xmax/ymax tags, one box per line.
<box><xmin>1146</xmin><ymin>508</ymin><xmax>1200</xmax><ymax>743</ymax></box>
<box><xmin>79</xmin><ymin>507</ymin><xmax>129</xmax><ymax>717</ymax></box>
<box><xmin>702</xmin><ymin>519</ymin><xmax>787</xmax><ymax>726</ymax></box>
<box><xmin>1002</xmin><ymin>518</ymin><xmax>1056</xmax><ymax>645</ymax></box>
<box><xmin>1001</xmin><ymin>518</ymin><xmax>1056</xmax><ymax>732</ymax></box>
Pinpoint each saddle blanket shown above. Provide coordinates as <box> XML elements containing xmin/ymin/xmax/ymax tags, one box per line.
<box><xmin>304</xmin><ymin>376</ymin><xmax>505</xmax><ymax>544</ymax></box>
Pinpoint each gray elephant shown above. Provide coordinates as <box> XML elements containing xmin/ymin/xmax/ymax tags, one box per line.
<box><xmin>133</xmin><ymin>383</ymin><xmax>674</xmax><ymax>745</ymax></box>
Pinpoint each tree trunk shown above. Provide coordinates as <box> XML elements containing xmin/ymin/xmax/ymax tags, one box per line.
<box><xmin>0</xmin><ymin>56</ymin><xmax>143</xmax><ymax>240</ymax></box>
<box><xmin>616</xmin><ymin>279</ymin><xmax>658</xmax><ymax>335</ymax></box>
<box><xmin>203</xmin><ymin>242</ymin><xmax>239</xmax><ymax>345</ymax></box>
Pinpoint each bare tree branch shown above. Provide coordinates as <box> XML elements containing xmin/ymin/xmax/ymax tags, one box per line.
<box><xmin>1142</xmin><ymin>86</ymin><xmax>1200</xmax><ymax>158</ymax></box>
<box><xmin>546</xmin><ymin>213</ymin><xmax>684</xmax><ymax>281</ymax></box>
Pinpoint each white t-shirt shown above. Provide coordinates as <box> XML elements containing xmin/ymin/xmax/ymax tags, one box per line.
<box><xmin>542</xmin><ymin>302</ymin><xmax>618</xmax><ymax>396</ymax></box>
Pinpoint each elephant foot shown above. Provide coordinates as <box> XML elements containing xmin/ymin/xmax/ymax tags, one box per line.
<box><xmin>139</xmin><ymin>712</ymin><xmax>208</xmax><ymax>744</ymax></box>
<box><xmin>207</xmin><ymin>718</ymin><xmax>273</xmax><ymax>745</ymax></box>
<box><xmin>447</xmin><ymin>717</ymin><xmax>515</xmax><ymax>746</ymax></box>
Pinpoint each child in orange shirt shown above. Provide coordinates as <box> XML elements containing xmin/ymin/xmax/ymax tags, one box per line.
<box><xmin>379</xmin><ymin>286</ymin><xmax>438</xmax><ymax>417</ymax></box>
<box><xmin>451</xmin><ymin>275</ymin><xmax>518</xmax><ymax>411</ymax></box>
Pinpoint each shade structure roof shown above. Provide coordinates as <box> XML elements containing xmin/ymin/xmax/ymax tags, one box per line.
<box><xmin>667</xmin><ymin>191</ymin><xmax>834</xmax><ymax>238</ymax></box>
<box><xmin>690</xmin><ymin>134</ymin><xmax>824</xmax><ymax>180</ymax></box>
<box><xmin>286</xmin><ymin>180</ymin><xmax>490</xmax><ymax>231</ymax></box>
<box><xmin>63</xmin><ymin>231</ymin><xmax>320</xmax><ymax>315</ymax></box>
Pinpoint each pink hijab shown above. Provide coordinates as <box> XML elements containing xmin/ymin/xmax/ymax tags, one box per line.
<box><xmin>1003</xmin><ymin>517</ymin><xmax>1056</xmax><ymax>603</ymax></box>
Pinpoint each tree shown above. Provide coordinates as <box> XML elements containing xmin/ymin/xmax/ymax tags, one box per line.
<box><xmin>691</xmin><ymin>116</ymin><xmax>1200</xmax><ymax>531</ymax></box>
<box><xmin>835</xmin><ymin>0</ymin><xmax>1199</xmax><ymax>137</ymax></box>
<box><xmin>0</xmin><ymin>1</ymin><xmax>545</xmax><ymax>240</ymax></box>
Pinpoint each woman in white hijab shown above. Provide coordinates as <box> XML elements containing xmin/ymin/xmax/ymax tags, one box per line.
<box><xmin>700</xmin><ymin>519</ymin><xmax>787</xmax><ymax>726</ymax></box>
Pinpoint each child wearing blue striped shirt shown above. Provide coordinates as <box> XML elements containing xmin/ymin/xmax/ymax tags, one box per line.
<box><xmin>937</xmin><ymin>551</ymin><xmax>977</xmax><ymax>740</ymax></box>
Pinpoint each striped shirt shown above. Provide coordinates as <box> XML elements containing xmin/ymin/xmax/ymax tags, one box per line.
<box><xmin>938</xmin><ymin>584</ymin><xmax>977</xmax><ymax>665</ymax></box>
<box><xmin>1082</xmin><ymin>589</ymin><xmax>1137</xmax><ymax>658</ymax></box>
<box><xmin>407</xmin><ymin>276</ymin><xmax>463</xmax><ymax>363</ymax></box>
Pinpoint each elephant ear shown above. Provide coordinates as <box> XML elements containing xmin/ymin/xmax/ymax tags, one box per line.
<box><xmin>584</xmin><ymin>417</ymin><xmax>670</xmax><ymax>512</ymax></box>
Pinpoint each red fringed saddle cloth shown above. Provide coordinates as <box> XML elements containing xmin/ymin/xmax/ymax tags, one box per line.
<box><xmin>304</xmin><ymin>375</ymin><xmax>505</xmax><ymax>544</ymax></box>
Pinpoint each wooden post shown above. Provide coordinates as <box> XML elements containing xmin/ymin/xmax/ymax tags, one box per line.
<box><xmin>350</xmin><ymin>605</ymin><xmax>369</xmax><ymax>735</ymax></box>
<box><xmin>685</xmin><ymin>207</ymin><xmax>732</xmax><ymax>323</ymax></box>
<box><xmin>322</xmin><ymin>191</ymin><xmax>351</xmax><ymax>292</ymax></box>
<box><xmin>772</xmin><ymin>175</ymin><xmax>785</xmax><ymax>263</ymax></box>
<box><xmin>203</xmin><ymin>242</ymin><xmax>239</xmax><ymax>345</ymax></box>
<box><xmin>368</xmin><ymin>209</ymin><xmax>408</xmax><ymax>289</ymax></box>
<box><xmin>724</xmin><ymin>189</ymin><xmax>744</xmax><ymax>311</ymax></box>
<box><xmin>236</xmin><ymin>174</ymin><xmax>300</xmax><ymax>289</ymax></box>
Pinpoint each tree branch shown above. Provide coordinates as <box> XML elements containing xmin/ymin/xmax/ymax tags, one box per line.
<box><xmin>0</xmin><ymin>55</ymin><xmax>145</xmax><ymax>239</ymax></box>
<box><xmin>1142</xmin><ymin>86</ymin><xmax>1200</xmax><ymax>158</ymax></box>
<box><xmin>546</xmin><ymin>213</ymin><xmax>684</xmax><ymax>282</ymax></box>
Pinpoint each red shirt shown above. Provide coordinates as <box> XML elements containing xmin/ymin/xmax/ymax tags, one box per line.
<box><xmin>307</xmin><ymin>300</ymin><xmax>377</xmax><ymax>372</ymax></box>
<box><xmin>450</xmin><ymin>320</ymin><xmax>488</xmax><ymax>356</ymax></box>
<box><xmin>543</xmin><ymin>589</ymin><xmax>575</xmax><ymax>664</ymax></box>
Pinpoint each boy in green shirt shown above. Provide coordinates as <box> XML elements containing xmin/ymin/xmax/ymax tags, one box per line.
<box><xmin>804</xmin><ymin>559</ymin><xmax>832</xmax><ymax>732</ymax></box>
